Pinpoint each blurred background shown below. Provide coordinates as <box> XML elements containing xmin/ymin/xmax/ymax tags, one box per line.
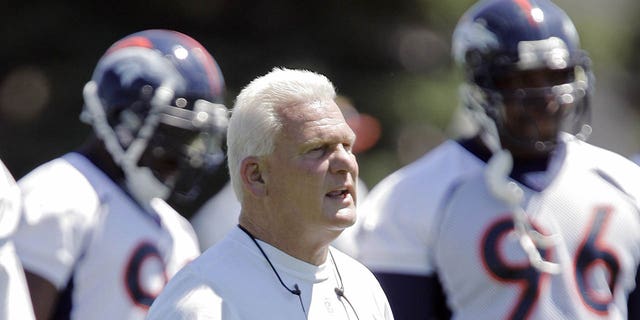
<box><xmin>1</xmin><ymin>0</ymin><xmax>640</xmax><ymax>191</ymax></box>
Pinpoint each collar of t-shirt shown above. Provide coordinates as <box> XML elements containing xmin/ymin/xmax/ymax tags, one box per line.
<box><xmin>232</xmin><ymin>226</ymin><xmax>332</xmax><ymax>283</ymax></box>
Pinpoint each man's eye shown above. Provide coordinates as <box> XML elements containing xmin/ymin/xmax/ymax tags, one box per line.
<box><xmin>307</xmin><ymin>146</ymin><xmax>325</xmax><ymax>157</ymax></box>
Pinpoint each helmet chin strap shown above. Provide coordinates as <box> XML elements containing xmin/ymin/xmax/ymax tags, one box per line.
<box><xmin>82</xmin><ymin>81</ymin><xmax>175</xmax><ymax>212</ymax></box>
<box><xmin>485</xmin><ymin>149</ymin><xmax>561</xmax><ymax>275</ymax></box>
<box><xmin>123</xmin><ymin>164</ymin><xmax>170</xmax><ymax>211</ymax></box>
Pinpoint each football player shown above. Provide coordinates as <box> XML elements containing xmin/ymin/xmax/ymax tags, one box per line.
<box><xmin>0</xmin><ymin>160</ymin><xmax>35</xmax><ymax>320</ymax></box>
<box><xmin>12</xmin><ymin>29</ymin><xmax>228</xmax><ymax>320</ymax></box>
<box><xmin>354</xmin><ymin>0</ymin><xmax>640</xmax><ymax>319</ymax></box>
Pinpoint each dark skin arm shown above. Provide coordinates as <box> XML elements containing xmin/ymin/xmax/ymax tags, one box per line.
<box><xmin>628</xmin><ymin>266</ymin><xmax>640</xmax><ymax>319</ymax></box>
<box><xmin>25</xmin><ymin>270</ymin><xmax>59</xmax><ymax>320</ymax></box>
<box><xmin>374</xmin><ymin>272</ymin><xmax>451</xmax><ymax>320</ymax></box>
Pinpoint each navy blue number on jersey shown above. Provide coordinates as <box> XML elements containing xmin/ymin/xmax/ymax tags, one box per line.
<box><xmin>575</xmin><ymin>206</ymin><xmax>620</xmax><ymax>314</ymax></box>
<box><xmin>125</xmin><ymin>241</ymin><xmax>168</xmax><ymax>308</ymax></box>
<box><xmin>482</xmin><ymin>217</ymin><xmax>551</xmax><ymax>319</ymax></box>
<box><xmin>482</xmin><ymin>208</ymin><xmax>621</xmax><ymax>319</ymax></box>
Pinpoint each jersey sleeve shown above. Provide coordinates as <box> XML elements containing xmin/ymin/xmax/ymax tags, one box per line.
<box><xmin>12</xmin><ymin>160</ymin><xmax>100</xmax><ymax>290</ymax></box>
<box><xmin>355</xmin><ymin>141</ymin><xmax>482</xmax><ymax>275</ymax></box>
<box><xmin>355</xmin><ymin>175</ymin><xmax>436</xmax><ymax>275</ymax></box>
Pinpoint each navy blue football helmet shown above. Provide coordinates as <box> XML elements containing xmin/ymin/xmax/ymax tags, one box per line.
<box><xmin>452</xmin><ymin>0</ymin><xmax>593</xmax><ymax>153</ymax></box>
<box><xmin>81</xmin><ymin>29</ymin><xmax>228</xmax><ymax>210</ymax></box>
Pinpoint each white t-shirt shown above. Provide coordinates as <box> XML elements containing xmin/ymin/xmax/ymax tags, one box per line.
<box><xmin>13</xmin><ymin>153</ymin><xmax>200</xmax><ymax>320</ymax></box>
<box><xmin>191</xmin><ymin>179</ymin><xmax>369</xmax><ymax>256</ymax></box>
<box><xmin>0</xmin><ymin>160</ymin><xmax>35</xmax><ymax>320</ymax></box>
<box><xmin>147</xmin><ymin>226</ymin><xmax>394</xmax><ymax>320</ymax></box>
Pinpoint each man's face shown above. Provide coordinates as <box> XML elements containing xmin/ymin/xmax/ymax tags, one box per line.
<box><xmin>263</xmin><ymin>100</ymin><xmax>358</xmax><ymax>235</ymax></box>
<box><xmin>139</xmin><ymin>123</ymin><xmax>212</xmax><ymax>198</ymax></box>
<box><xmin>493</xmin><ymin>68</ymin><xmax>578</xmax><ymax>156</ymax></box>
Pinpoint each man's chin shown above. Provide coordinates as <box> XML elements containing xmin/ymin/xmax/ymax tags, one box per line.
<box><xmin>331</xmin><ymin>207</ymin><xmax>357</xmax><ymax>228</ymax></box>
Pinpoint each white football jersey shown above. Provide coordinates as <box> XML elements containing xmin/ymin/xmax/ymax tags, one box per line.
<box><xmin>435</xmin><ymin>139</ymin><xmax>640</xmax><ymax>319</ymax></box>
<box><xmin>358</xmin><ymin>135</ymin><xmax>640</xmax><ymax>319</ymax></box>
<box><xmin>0</xmin><ymin>160</ymin><xmax>35</xmax><ymax>320</ymax></box>
<box><xmin>355</xmin><ymin>139</ymin><xmax>486</xmax><ymax>273</ymax></box>
<box><xmin>13</xmin><ymin>153</ymin><xmax>200</xmax><ymax>320</ymax></box>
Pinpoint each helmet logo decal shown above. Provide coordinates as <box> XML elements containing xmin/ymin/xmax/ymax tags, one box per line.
<box><xmin>517</xmin><ymin>37</ymin><xmax>569</xmax><ymax>70</ymax></box>
<box><xmin>452</xmin><ymin>21</ymin><xmax>499</xmax><ymax>64</ymax></box>
<box><xmin>97</xmin><ymin>47</ymin><xmax>184</xmax><ymax>92</ymax></box>
<box><xmin>113</xmin><ymin>59</ymin><xmax>150</xmax><ymax>88</ymax></box>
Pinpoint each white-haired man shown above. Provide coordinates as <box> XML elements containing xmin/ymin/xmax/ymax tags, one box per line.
<box><xmin>147</xmin><ymin>68</ymin><xmax>393</xmax><ymax>319</ymax></box>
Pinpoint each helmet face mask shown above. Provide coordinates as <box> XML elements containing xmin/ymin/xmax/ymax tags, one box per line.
<box><xmin>141</xmin><ymin>102</ymin><xmax>227</xmax><ymax>200</ymax></box>
<box><xmin>81</xmin><ymin>29</ymin><xmax>227</xmax><ymax>210</ymax></box>
<box><xmin>487</xmin><ymin>66</ymin><xmax>589</xmax><ymax>155</ymax></box>
<box><xmin>453</xmin><ymin>0</ymin><xmax>593</xmax><ymax>156</ymax></box>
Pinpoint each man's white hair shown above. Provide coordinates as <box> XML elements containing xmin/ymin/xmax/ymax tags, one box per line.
<box><xmin>227</xmin><ymin>67</ymin><xmax>337</xmax><ymax>201</ymax></box>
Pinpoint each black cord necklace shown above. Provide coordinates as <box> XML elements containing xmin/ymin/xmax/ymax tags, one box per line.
<box><xmin>329</xmin><ymin>250</ymin><xmax>360</xmax><ymax>320</ymax></box>
<box><xmin>238</xmin><ymin>224</ymin><xmax>359</xmax><ymax>320</ymax></box>
<box><xmin>238</xmin><ymin>225</ymin><xmax>306</xmax><ymax>317</ymax></box>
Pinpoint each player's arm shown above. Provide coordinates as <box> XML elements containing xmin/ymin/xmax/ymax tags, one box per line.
<box><xmin>628</xmin><ymin>266</ymin><xmax>640</xmax><ymax>319</ymax></box>
<box><xmin>374</xmin><ymin>272</ymin><xmax>451</xmax><ymax>320</ymax></box>
<box><xmin>24</xmin><ymin>270</ymin><xmax>60</xmax><ymax>320</ymax></box>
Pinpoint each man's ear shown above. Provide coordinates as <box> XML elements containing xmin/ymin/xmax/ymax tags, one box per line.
<box><xmin>240</xmin><ymin>156</ymin><xmax>266</xmax><ymax>197</ymax></box>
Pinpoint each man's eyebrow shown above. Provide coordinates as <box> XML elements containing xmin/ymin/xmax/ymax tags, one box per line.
<box><xmin>302</xmin><ymin>137</ymin><xmax>324</xmax><ymax>146</ymax></box>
